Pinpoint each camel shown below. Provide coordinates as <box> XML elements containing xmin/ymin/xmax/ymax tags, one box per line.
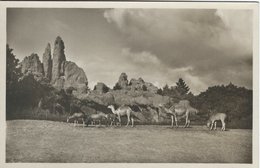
<box><xmin>158</xmin><ymin>100</ymin><xmax>198</xmax><ymax>128</ymax></box>
<box><xmin>207</xmin><ymin>113</ymin><xmax>227</xmax><ymax>131</ymax></box>
<box><xmin>107</xmin><ymin>105</ymin><xmax>135</xmax><ymax>127</ymax></box>
<box><xmin>86</xmin><ymin>112</ymin><xmax>108</xmax><ymax>126</ymax></box>
<box><xmin>67</xmin><ymin>112</ymin><xmax>86</xmax><ymax>127</ymax></box>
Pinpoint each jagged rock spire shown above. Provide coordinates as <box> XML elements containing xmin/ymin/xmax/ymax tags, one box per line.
<box><xmin>42</xmin><ymin>43</ymin><xmax>52</xmax><ymax>81</ymax></box>
<box><xmin>52</xmin><ymin>36</ymin><xmax>66</xmax><ymax>82</ymax></box>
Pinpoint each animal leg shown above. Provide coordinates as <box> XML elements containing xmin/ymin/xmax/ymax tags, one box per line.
<box><xmin>131</xmin><ymin>117</ymin><xmax>134</xmax><ymax>127</ymax></box>
<box><xmin>175</xmin><ymin>116</ymin><xmax>179</xmax><ymax>128</ymax></box>
<box><xmin>118</xmin><ymin>115</ymin><xmax>121</xmax><ymax>127</ymax></box>
<box><xmin>187</xmin><ymin>120</ymin><xmax>191</xmax><ymax>128</ymax></box>
<box><xmin>184</xmin><ymin>115</ymin><xmax>189</xmax><ymax>128</ymax></box>
<box><xmin>82</xmin><ymin>118</ymin><xmax>85</xmax><ymax>127</ymax></box>
<box><xmin>222</xmin><ymin>121</ymin><xmax>226</xmax><ymax>131</ymax></box>
<box><xmin>210</xmin><ymin>121</ymin><xmax>214</xmax><ymax>130</ymax></box>
<box><xmin>214</xmin><ymin>122</ymin><xmax>217</xmax><ymax>130</ymax></box>
<box><xmin>126</xmin><ymin>116</ymin><xmax>130</xmax><ymax>127</ymax></box>
<box><xmin>171</xmin><ymin>115</ymin><xmax>174</xmax><ymax>128</ymax></box>
<box><xmin>74</xmin><ymin>120</ymin><xmax>76</xmax><ymax>127</ymax></box>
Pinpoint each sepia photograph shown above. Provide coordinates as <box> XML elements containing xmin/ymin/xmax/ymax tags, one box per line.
<box><xmin>1</xmin><ymin>1</ymin><xmax>259</xmax><ymax>167</ymax></box>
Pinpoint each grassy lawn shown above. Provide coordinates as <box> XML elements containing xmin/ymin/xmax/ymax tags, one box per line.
<box><xmin>6</xmin><ymin>120</ymin><xmax>252</xmax><ymax>163</ymax></box>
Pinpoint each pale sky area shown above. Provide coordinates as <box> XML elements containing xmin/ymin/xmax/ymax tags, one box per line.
<box><xmin>7</xmin><ymin>8</ymin><xmax>253</xmax><ymax>95</ymax></box>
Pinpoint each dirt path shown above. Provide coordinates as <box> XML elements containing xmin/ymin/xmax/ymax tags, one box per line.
<box><xmin>6</xmin><ymin>120</ymin><xmax>252</xmax><ymax>163</ymax></box>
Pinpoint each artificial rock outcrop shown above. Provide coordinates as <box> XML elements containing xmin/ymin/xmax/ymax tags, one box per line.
<box><xmin>42</xmin><ymin>43</ymin><xmax>52</xmax><ymax>81</ymax></box>
<box><xmin>114</xmin><ymin>72</ymin><xmax>128</xmax><ymax>89</ymax></box>
<box><xmin>20</xmin><ymin>36</ymin><xmax>88</xmax><ymax>92</ymax></box>
<box><xmin>21</xmin><ymin>53</ymin><xmax>44</xmax><ymax>75</ymax></box>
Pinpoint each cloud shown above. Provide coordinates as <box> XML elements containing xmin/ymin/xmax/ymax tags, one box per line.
<box><xmin>104</xmin><ymin>9</ymin><xmax>253</xmax><ymax>94</ymax></box>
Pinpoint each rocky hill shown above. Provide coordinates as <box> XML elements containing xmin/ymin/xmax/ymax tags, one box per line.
<box><xmin>20</xmin><ymin>36</ymin><xmax>88</xmax><ymax>93</ymax></box>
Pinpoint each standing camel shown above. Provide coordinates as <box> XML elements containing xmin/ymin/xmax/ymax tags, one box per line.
<box><xmin>207</xmin><ymin>113</ymin><xmax>227</xmax><ymax>131</ymax></box>
<box><xmin>158</xmin><ymin>100</ymin><xmax>198</xmax><ymax>128</ymax></box>
<box><xmin>107</xmin><ymin>105</ymin><xmax>135</xmax><ymax>127</ymax></box>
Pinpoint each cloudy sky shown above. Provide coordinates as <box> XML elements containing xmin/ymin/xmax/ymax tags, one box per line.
<box><xmin>7</xmin><ymin>8</ymin><xmax>252</xmax><ymax>95</ymax></box>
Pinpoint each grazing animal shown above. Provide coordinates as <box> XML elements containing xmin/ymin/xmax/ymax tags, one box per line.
<box><xmin>87</xmin><ymin>112</ymin><xmax>108</xmax><ymax>126</ymax></box>
<box><xmin>67</xmin><ymin>112</ymin><xmax>86</xmax><ymax>127</ymax></box>
<box><xmin>158</xmin><ymin>100</ymin><xmax>198</xmax><ymax>128</ymax></box>
<box><xmin>107</xmin><ymin>113</ymin><xmax>119</xmax><ymax>126</ymax></box>
<box><xmin>207</xmin><ymin>113</ymin><xmax>227</xmax><ymax>131</ymax></box>
<box><xmin>107</xmin><ymin>105</ymin><xmax>136</xmax><ymax>127</ymax></box>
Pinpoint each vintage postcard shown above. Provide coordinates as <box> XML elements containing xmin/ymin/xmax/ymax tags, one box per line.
<box><xmin>0</xmin><ymin>1</ymin><xmax>259</xmax><ymax>168</ymax></box>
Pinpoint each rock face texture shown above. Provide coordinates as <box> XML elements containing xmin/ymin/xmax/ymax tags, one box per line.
<box><xmin>129</xmin><ymin>78</ymin><xmax>145</xmax><ymax>91</ymax></box>
<box><xmin>64</xmin><ymin>61</ymin><xmax>88</xmax><ymax>89</ymax></box>
<box><xmin>21</xmin><ymin>53</ymin><xmax>44</xmax><ymax>75</ymax></box>
<box><xmin>52</xmin><ymin>36</ymin><xmax>66</xmax><ymax>83</ymax></box>
<box><xmin>144</xmin><ymin>82</ymin><xmax>159</xmax><ymax>94</ymax></box>
<box><xmin>93</xmin><ymin>82</ymin><xmax>110</xmax><ymax>94</ymax></box>
<box><xmin>129</xmin><ymin>77</ymin><xmax>158</xmax><ymax>93</ymax></box>
<box><xmin>42</xmin><ymin>43</ymin><xmax>52</xmax><ymax>81</ymax></box>
<box><xmin>20</xmin><ymin>36</ymin><xmax>88</xmax><ymax>92</ymax></box>
<box><xmin>114</xmin><ymin>73</ymin><xmax>128</xmax><ymax>89</ymax></box>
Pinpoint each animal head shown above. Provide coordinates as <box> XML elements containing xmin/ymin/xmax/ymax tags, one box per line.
<box><xmin>158</xmin><ymin>104</ymin><xmax>163</xmax><ymax>107</ymax></box>
<box><xmin>107</xmin><ymin>105</ymin><xmax>114</xmax><ymax>109</ymax></box>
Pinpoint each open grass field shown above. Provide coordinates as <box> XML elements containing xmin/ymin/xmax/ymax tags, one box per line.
<box><xmin>6</xmin><ymin>120</ymin><xmax>252</xmax><ymax>163</ymax></box>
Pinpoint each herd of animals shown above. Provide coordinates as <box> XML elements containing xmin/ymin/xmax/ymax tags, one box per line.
<box><xmin>64</xmin><ymin>100</ymin><xmax>227</xmax><ymax>131</ymax></box>
<box><xmin>41</xmin><ymin>99</ymin><xmax>229</xmax><ymax>131</ymax></box>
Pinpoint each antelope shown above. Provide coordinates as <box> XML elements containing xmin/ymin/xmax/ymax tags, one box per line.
<box><xmin>207</xmin><ymin>113</ymin><xmax>227</xmax><ymax>131</ymax></box>
<box><xmin>67</xmin><ymin>112</ymin><xmax>86</xmax><ymax>127</ymax></box>
<box><xmin>158</xmin><ymin>100</ymin><xmax>198</xmax><ymax>128</ymax></box>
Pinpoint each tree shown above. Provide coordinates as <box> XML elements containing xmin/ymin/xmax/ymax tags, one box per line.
<box><xmin>176</xmin><ymin>78</ymin><xmax>190</xmax><ymax>95</ymax></box>
<box><xmin>6</xmin><ymin>45</ymin><xmax>21</xmax><ymax>90</ymax></box>
<box><xmin>162</xmin><ymin>84</ymin><xmax>170</xmax><ymax>95</ymax></box>
<box><xmin>157</xmin><ymin>88</ymin><xmax>163</xmax><ymax>95</ymax></box>
<box><xmin>6</xmin><ymin>45</ymin><xmax>22</xmax><ymax>118</ymax></box>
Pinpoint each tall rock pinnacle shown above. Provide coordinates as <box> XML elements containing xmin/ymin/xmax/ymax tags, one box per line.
<box><xmin>52</xmin><ymin>36</ymin><xmax>66</xmax><ymax>82</ymax></box>
<box><xmin>42</xmin><ymin>43</ymin><xmax>52</xmax><ymax>81</ymax></box>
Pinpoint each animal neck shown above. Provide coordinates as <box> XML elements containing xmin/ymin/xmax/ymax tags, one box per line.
<box><xmin>159</xmin><ymin>106</ymin><xmax>171</xmax><ymax>114</ymax></box>
<box><xmin>110</xmin><ymin>105</ymin><xmax>116</xmax><ymax>114</ymax></box>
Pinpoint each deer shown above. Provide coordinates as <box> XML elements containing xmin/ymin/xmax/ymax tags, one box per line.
<box><xmin>67</xmin><ymin>112</ymin><xmax>86</xmax><ymax>127</ymax></box>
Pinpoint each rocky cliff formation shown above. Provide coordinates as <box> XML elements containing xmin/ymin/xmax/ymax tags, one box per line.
<box><xmin>114</xmin><ymin>72</ymin><xmax>128</xmax><ymax>89</ymax></box>
<box><xmin>93</xmin><ymin>82</ymin><xmax>110</xmax><ymax>94</ymax></box>
<box><xmin>42</xmin><ymin>43</ymin><xmax>52</xmax><ymax>81</ymax></box>
<box><xmin>52</xmin><ymin>36</ymin><xmax>66</xmax><ymax>81</ymax></box>
<box><xmin>64</xmin><ymin>61</ymin><xmax>88</xmax><ymax>89</ymax></box>
<box><xmin>21</xmin><ymin>53</ymin><xmax>44</xmax><ymax>75</ymax></box>
<box><xmin>20</xmin><ymin>36</ymin><xmax>88</xmax><ymax>92</ymax></box>
<box><xmin>113</xmin><ymin>73</ymin><xmax>158</xmax><ymax>93</ymax></box>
